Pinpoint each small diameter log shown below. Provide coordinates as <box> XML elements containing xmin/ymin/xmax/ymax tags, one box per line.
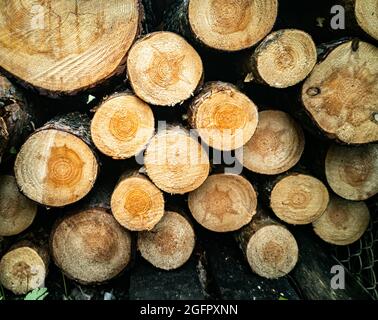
<box><xmin>0</xmin><ymin>175</ymin><xmax>37</xmax><ymax>237</ymax></box>
<box><xmin>242</xmin><ymin>29</ymin><xmax>317</xmax><ymax>88</ymax></box>
<box><xmin>111</xmin><ymin>171</ymin><xmax>165</xmax><ymax>231</ymax></box>
<box><xmin>50</xmin><ymin>209</ymin><xmax>132</xmax><ymax>285</ymax></box>
<box><xmin>127</xmin><ymin>31</ymin><xmax>203</xmax><ymax>106</ymax></box>
<box><xmin>325</xmin><ymin>143</ymin><xmax>378</xmax><ymax>201</ymax></box>
<box><xmin>91</xmin><ymin>92</ymin><xmax>155</xmax><ymax>159</ymax></box>
<box><xmin>188</xmin><ymin>82</ymin><xmax>259</xmax><ymax>151</ymax></box>
<box><xmin>0</xmin><ymin>242</ymin><xmax>48</xmax><ymax>295</ymax></box>
<box><xmin>237</xmin><ymin>110</ymin><xmax>305</xmax><ymax>175</ymax></box>
<box><xmin>235</xmin><ymin>209</ymin><xmax>298</xmax><ymax>279</ymax></box>
<box><xmin>313</xmin><ymin>195</ymin><xmax>370</xmax><ymax>246</ymax></box>
<box><xmin>266</xmin><ymin>173</ymin><xmax>330</xmax><ymax>225</ymax></box>
<box><xmin>344</xmin><ymin>0</ymin><xmax>378</xmax><ymax>41</ymax></box>
<box><xmin>164</xmin><ymin>0</ymin><xmax>278</xmax><ymax>52</ymax></box>
<box><xmin>144</xmin><ymin>126</ymin><xmax>210</xmax><ymax>194</ymax></box>
<box><xmin>0</xmin><ymin>0</ymin><xmax>142</xmax><ymax>95</ymax></box>
<box><xmin>15</xmin><ymin>113</ymin><xmax>99</xmax><ymax>207</ymax></box>
<box><xmin>137</xmin><ymin>211</ymin><xmax>195</xmax><ymax>270</ymax></box>
<box><xmin>188</xmin><ymin>174</ymin><xmax>257</xmax><ymax>232</ymax></box>
<box><xmin>0</xmin><ymin>75</ymin><xmax>35</xmax><ymax>163</ymax></box>
<box><xmin>302</xmin><ymin>39</ymin><xmax>378</xmax><ymax>144</ymax></box>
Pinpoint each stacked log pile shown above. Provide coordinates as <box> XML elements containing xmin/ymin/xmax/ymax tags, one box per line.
<box><xmin>0</xmin><ymin>0</ymin><xmax>377</xmax><ymax>300</ymax></box>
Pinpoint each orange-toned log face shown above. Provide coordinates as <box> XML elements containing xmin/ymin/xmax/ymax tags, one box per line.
<box><xmin>91</xmin><ymin>94</ymin><xmax>155</xmax><ymax>160</ymax></box>
<box><xmin>0</xmin><ymin>0</ymin><xmax>141</xmax><ymax>93</ymax></box>
<box><xmin>15</xmin><ymin>130</ymin><xmax>98</xmax><ymax>207</ymax></box>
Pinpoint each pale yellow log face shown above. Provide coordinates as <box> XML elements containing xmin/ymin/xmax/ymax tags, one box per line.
<box><xmin>15</xmin><ymin>130</ymin><xmax>98</xmax><ymax>207</ymax></box>
<box><xmin>51</xmin><ymin>209</ymin><xmax>132</xmax><ymax>284</ymax></box>
<box><xmin>0</xmin><ymin>0</ymin><xmax>140</xmax><ymax>92</ymax></box>
<box><xmin>188</xmin><ymin>0</ymin><xmax>277</xmax><ymax>51</ymax></box>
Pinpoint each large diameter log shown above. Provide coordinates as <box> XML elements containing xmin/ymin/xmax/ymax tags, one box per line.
<box><xmin>91</xmin><ymin>92</ymin><xmax>155</xmax><ymax>160</ymax></box>
<box><xmin>344</xmin><ymin>0</ymin><xmax>378</xmax><ymax>41</ymax></box>
<box><xmin>0</xmin><ymin>75</ymin><xmax>35</xmax><ymax>163</ymax></box>
<box><xmin>235</xmin><ymin>209</ymin><xmax>298</xmax><ymax>279</ymax></box>
<box><xmin>144</xmin><ymin>126</ymin><xmax>210</xmax><ymax>194</ymax></box>
<box><xmin>50</xmin><ymin>209</ymin><xmax>132</xmax><ymax>285</ymax></box>
<box><xmin>0</xmin><ymin>175</ymin><xmax>37</xmax><ymax>237</ymax></box>
<box><xmin>164</xmin><ymin>0</ymin><xmax>278</xmax><ymax>52</ymax></box>
<box><xmin>242</xmin><ymin>29</ymin><xmax>317</xmax><ymax>88</ymax></box>
<box><xmin>0</xmin><ymin>0</ymin><xmax>142</xmax><ymax>95</ymax></box>
<box><xmin>111</xmin><ymin>171</ymin><xmax>164</xmax><ymax>231</ymax></box>
<box><xmin>263</xmin><ymin>173</ymin><xmax>330</xmax><ymax>225</ymax></box>
<box><xmin>325</xmin><ymin>143</ymin><xmax>378</xmax><ymax>201</ymax></box>
<box><xmin>188</xmin><ymin>81</ymin><xmax>259</xmax><ymax>151</ymax></box>
<box><xmin>313</xmin><ymin>195</ymin><xmax>370</xmax><ymax>246</ymax></box>
<box><xmin>137</xmin><ymin>211</ymin><xmax>195</xmax><ymax>270</ymax></box>
<box><xmin>0</xmin><ymin>242</ymin><xmax>48</xmax><ymax>295</ymax></box>
<box><xmin>302</xmin><ymin>39</ymin><xmax>378</xmax><ymax>144</ymax></box>
<box><xmin>15</xmin><ymin>113</ymin><xmax>99</xmax><ymax>207</ymax></box>
<box><xmin>188</xmin><ymin>174</ymin><xmax>257</xmax><ymax>232</ymax></box>
<box><xmin>237</xmin><ymin>110</ymin><xmax>305</xmax><ymax>175</ymax></box>
<box><xmin>127</xmin><ymin>31</ymin><xmax>203</xmax><ymax>106</ymax></box>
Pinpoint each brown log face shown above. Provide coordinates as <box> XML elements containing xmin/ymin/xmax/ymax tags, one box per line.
<box><xmin>355</xmin><ymin>0</ymin><xmax>378</xmax><ymax>40</ymax></box>
<box><xmin>144</xmin><ymin>127</ymin><xmax>210</xmax><ymax>194</ymax></box>
<box><xmin>111</xmin><ymin>174</ymin><xmax>165</xmax><ymax>231</ymax></box>
<box><xmin>189</xmin><ymin>82</ymin><xmax>259</xmax><ymax>151</ymax></box>
<box><xmin>188</xmin><ymin>0</ymin><xmax>277</xmax><ymax>51</ymax></box>
<box><xmin>325</xmin><ymin>144</ymin><xmax>378</xmax><ymax>201</ymax></box>
<box><xmin>188</xmin><ymin>174</ymin><xmax>257</xmax><ymax>232</ymax></box>
<box><xmin>253</xmin><ymin>29</ymin><xmax>317</xmax><ymax>88</ymax></box>
<box><xmin>313</xmin><ymin>195</ymin><xmax>370</xmax><ymax>246</ymax></box>
<box><xmin>50</xmin><ymin>209</ymin><xmax>132</xmax><ymax>284</ymax></box>
<box><xmin>0</xmin><ymin>0</ymin><xmax>141</xmax><ymax>94</ymax></box>
<box><xmin>246</xmin><ymin>225</ymin><xmax>298</xmax><ymax>279</ymax></box>
<box><xmin>127</xmin><ymin>32</ymin><xmax>203</xmax><ymax>106</ymax></box>
<box><xmin>91</xmin><ymin>93</ymin><xmax>155</xmax><ymax>159</ymax></box>
<box><xmin>137</xmin><ymin>211</ymin><xmax>195</xmax><ymax>270</ymax></box>
<box><xmin>238</xmin><ymin>110</ymin><xmax>305</xmax><ymax>175</ymax></box>
<box><xmin>270</xmin><ymin>174</ymin><xmax>330</xmax><ymax>225</ymax></box>
<box><xmin>0</xmin><ymin>175</ymin><xmax>37</xmax><ymax>237</ymax></box>
<box><xmin>15</xmin><ymin>130</ymin><xmax>98</xmax><ymax>207</ymax></box>
<box><xmin>302</xmin><ymin>40</ymin><xmax>378</xmax><ymax>144</ymax></box>
<box><xmin>0</xmin><ymin>247</ymin><xmax>46</xmax><ymax>295</ymax></box>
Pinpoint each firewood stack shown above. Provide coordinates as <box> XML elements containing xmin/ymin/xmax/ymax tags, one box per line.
<box><xmin>0</xmin><ymin>0</ymin><xmax>377</xmax><ymax>299</ymax></box>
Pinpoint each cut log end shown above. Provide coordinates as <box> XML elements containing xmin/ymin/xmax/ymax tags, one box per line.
<box><xmin>144</xmin><ymin>127</ymin><xmax>210</xmax><ymax>194</ymax></box>
<box><xmin>271</xmin><ymin>174</ymin><xmax>329</xmax><ymax>225</ymax></box>
<box><xmin>0</xmin><ymin>175</ymin><xmax>37</xmax><ymax>237</ymax></box>
<box><xmin>15</xmin><ymin>129</ymin><xmax>98</xmax><ymax>207</ymax></box>
<box><xmin>137</xmin><ymin>211</ymin><xmax>195</xmax><ymax>270</ymax></box>
<box><xmin>189</xmin><ymin>82</ymin><xmax>258</xmax><ymax>151</ymax></box>
<box><xmin>246</xmin><ymin>224</ymin><xmax>298</xmax><ymax>279</ymax></box>
<box><xmin>238</xmin><ymin>110</ymin><xmax>305</xmax><ymax>175</ymax></box>
<box><xmin>0</xmin><ymin>0</ymin><xmax>141</xmax><ymax>94</ymax></box>
<box><xmin>355</xmin><ymin>0</ymin><xmax>378</xmax><ymax>40</ymax></box>
<box><xmin>111</xmin><ymin>173</ymin><xmax>165</xmax><ymax>231</ymax></box>
<box><xmin>0</xmin><ymin>247</ymin><xmax>46</xmax><ymax>295</ymax></box>
<box><xmin>302</xmin><ymin>40</ymin><xmax>378</xmax><ymax>144</ymax></box>
<box><xmin>50</xmin><ymin>208</ymin><xmax>132</xmax><ymax>285</ymax></box>
<box><xmin>188</xmin><ymin>174</ymin><xmax>257</xmax><ymax>232</ymax></box>
<box><xmin>313</xmin><ymin>195</ymin><xmax>370</xmax><ymax>246</ymax></box>
<box><xmin>188</xmin><ymin>0</ymin><xmax>278</xmax><ymax>51</ymax></box>
<box><xmin>91</xmin><ymin>93</ymin><xmax>155</xmax><ymax>159</ymax></box>
<box><xmin>127</xmin><ymin>32</ymin><xmax>203</xmax><ymax>106</ymax></box>
<box><xmin>325</xmin><ymin>144</ymin><xmax>378</xmax><ymax>201</ymax></box>
<box><xmin>254</xmin><ymin>29</ymin><xmax>317</xmax><ymax>88</ymax></box>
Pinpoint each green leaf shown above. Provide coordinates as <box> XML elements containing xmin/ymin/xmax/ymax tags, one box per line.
<box><xmin>24</xmin><ymin>288</ymin><xmax>48</xmax><ymax>301</ymax></box>
<box><xmin>279</xmin><ymin>296</ymin><xmax>288</xmax><ymax>300</ymax></box>
<box><xmin>9</xmin><ymin>147</ymin><xmax>17</xmax><ymax>155</ymax></box>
